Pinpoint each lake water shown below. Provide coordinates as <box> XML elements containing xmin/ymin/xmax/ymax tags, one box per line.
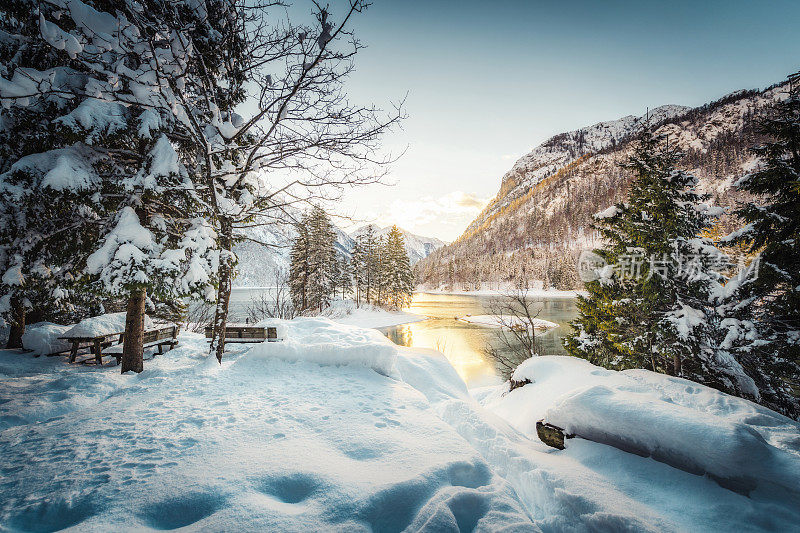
<box><xmin>225</xmin><ymin>288</ymin><xmax>578</xmax><ymax>388</ymax></box>
<box><xmin>227</xmin><ymin>287</ymin><xmax>276</xmax><ymax>321</ymax></box>
<box><xmin>382</xmin><ymin>292</ymin><xmax>578</xmax><ymax>388</ymax></box>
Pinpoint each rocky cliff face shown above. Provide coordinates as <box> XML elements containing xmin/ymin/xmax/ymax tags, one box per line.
<box><xmin>415</xmin><ymin>83</ymin><xmax>787</xmax><ymax>291</ymax></box>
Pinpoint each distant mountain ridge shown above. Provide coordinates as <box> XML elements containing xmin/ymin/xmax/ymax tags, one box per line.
<box><xmin>233</xmin><ymin>221</ymin><xmax>444</xmax><ymax>287</ymax></box>
<box><xmin>415</xmin><ymin>83</ymin><xmax>787</xmax><ymax>291</ymax></box>
<box><xmin>351</xmin><ymin>224</ymin><xmax>447</xmax><ymax>265</ymax></box>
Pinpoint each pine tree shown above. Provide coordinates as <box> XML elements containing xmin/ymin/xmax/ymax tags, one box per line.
<box><xmin>307</xmin><ymin>208</ymin><xmax>337</xmax><ymax>311</ymax></box>
<box><xmin>373</xmin><ymin>235</ymin><xmax>388</xmax><ymax>306</ymax></box>
<box><xmin>337</xmin><ymin>256</ymin><xmax>352</xmax><ymax>300</ymax></box>
<box><xmin>289</xmin><ymin>207</ymin><xmax>337</xmax><ymax>313</ymax></box>
<box><xmin>361</xmin><ymin>225</ymin><xmax>379</xmax><ymax>304</ymax></box>
<box><xmin>0</xmin><ymin>0</ymin><xmax>220</xmax><ymax>366</ymax></box>
<box><xmin>350</xmin><ymin>239</ymin><xmax>366</xmax><ymax>306</ymax></box>
<box><xmin>383</xmin><ymin>226</ymin><xmax>414</xmax><ymax>308</ymax></box>
<box><xmin>329</xmin><ymin>256</ymin><xmax>342</xmax><ymax>301</ymax></box>
<box><xmin>564</xmin><ymin>134</ymin><xmax>758</xmax><ymax>399</ymax></box>
<box><xmin>289</xmin><ymin>217</ymin><xmax>312</xmax><ymax>313</ymax></box>
<box><xmin>726</xmin><ymin>75</ymin><xmax>800</xmax><ymax>418</ymax></box>
<box><xmin>0</xmin><ymin>1</ymin><xmax>109</xmax><ymax>347</ymax></box>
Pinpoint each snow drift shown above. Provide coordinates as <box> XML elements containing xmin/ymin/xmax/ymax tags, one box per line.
<box><xmin>3</xmin><ymin>321</ymin><xmax>800</xmax><ymax>531</ymax></box>
<box><xmin>488</xmin><ymin>356</ymin><xmax>800</xmax><ymax>499</ymax></box>
<box><xmin>21</xmin><ymin>322</ymin><xmax>72</xmax><ymax>355</ymax></box>
<box><xmin>239</xmin><ymin>317</ymin><xmax>400</xmax><ymax>378</ymax></box>
<box><xmin>0</xmin><ymin>324</ymin><xmax>536</xmax><ymax>531</ymax></box>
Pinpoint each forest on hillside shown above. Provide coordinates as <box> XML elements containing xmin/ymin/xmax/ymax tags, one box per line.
<box><xmin>415</xmin><ymin>86</ymin><xmax>778</xmax><ymax>291</ymax></box>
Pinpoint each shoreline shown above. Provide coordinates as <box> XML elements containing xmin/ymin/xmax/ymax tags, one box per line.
<box><xmin>332</xmin><ymin>310</ymin><xmax>427</xmax><ymax>330</ymax></box>
<box><xmin>415</xmin><ymin>288</ymin><xmax>584</xmax><ymax>298</ymax></box>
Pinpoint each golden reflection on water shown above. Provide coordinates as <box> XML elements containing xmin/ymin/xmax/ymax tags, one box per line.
<box><xmin>387</xmin><ymin>292</ymin><xmax>577</xmax><ymax>388</ymax></box>
<box><xmin>388</xmin><ymin>319</ymin><xmax>503</xmax><ymax>387</ymax></box>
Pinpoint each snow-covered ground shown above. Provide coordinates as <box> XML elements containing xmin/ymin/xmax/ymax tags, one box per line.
<box><xmin>456</xmin><ymin>314</ymin><xmax>559</xmax><ymax>330</ymax></box>
<box><xmin>0</xmin><ymin>320</ymin><xmax>535</xmax><ymax>531</ymax></box>
<box><xmin>477</xmin><ymin>356</ymin><xmax>800</xmax><ymax>531</ymax></box>
<box><xmin>1</xmin><ymin>320</ymin><xmax>798</xmax><ymax>531</ymax></box>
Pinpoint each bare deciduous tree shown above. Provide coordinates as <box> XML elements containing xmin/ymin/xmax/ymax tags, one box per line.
<box><xmin>201</xmin><ymin>1</ymin><xmax>405</xmax><ymax>361</ymax></box>
<box><xmin>246</xmin><ymin>268</ymin><xmax>296</xmax><ymax>321</ymax></box>
<box><xmin>483</xmin><ymin>286</ymin><xmax>544</xmax><ymax>379</ymax></box>
<box><xmin>183</xmin><ymin>302</ymin><xmax>217</xmax><ymax>334</ymax></box>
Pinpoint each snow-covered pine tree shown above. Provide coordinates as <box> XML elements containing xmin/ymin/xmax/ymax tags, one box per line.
<box><xmin>329</xmin><ymin>255</ymin><xmax>342</xmax><ymax>301</ymax></box>
<box><xmin>350</xmin><ymin>239</ymin><xmax>366</xmax><ymax>306</ymax></box>
<box><xmin>373</xmin><ymin>235</ymin><xmax>388</xmax><ymax>306</ymax></box>
<box><xmin>725</xmin><ymin>75</ymin><xmax>800</xmax><ymax>418</ymax></box>
<box><xmin>306</xmin><ymin>207</ymin><xmax>337</xmax><ymax>311</ymax></box>
<box><xmin>564</xmin><ymin>134</ymin><xmax>758</xmax><ymax>399</ymax></box>
<box><xmin>360</xmin><ymin>225</ymin><xmax>379</xmax><ymax>304</ymax></box>
<box><xmin>289</xmin><ymin>215</ymin><xmax>312</xmax><ymax>313</ymax></box>
<box><xmin>0</xmin><ymin>0</ymin><xmax>219</xmax><ymax>365</ymax></box>
<box><xmin>337</xmin><ymin>255</ymin><xmax>352</xmax><ymax>300</ymax></box>
<box><xmin>0</xmin><ymin>0</ymin><xmax>110</xmax><ymax>347</ymax></box>
<box><xmin>383</xmin><ymin>226</ymin><xmax>414</xmax><ymax>308</ymax></box>
<box><xmin>289</xmin><ymin>207</ymin><xmax>337</xmax><ymax>313</ymax></box>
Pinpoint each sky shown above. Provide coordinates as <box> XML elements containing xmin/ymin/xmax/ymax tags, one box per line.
<box><xmin>321</xmin><ymin>0</ymin><xmax>800</xmax><ymax>241</ymax></box>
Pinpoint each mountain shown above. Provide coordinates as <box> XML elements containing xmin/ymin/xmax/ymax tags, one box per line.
<box><xmin>351</xmin><ymin>225</ymin><xmax>447</xmax><ymax>265</ymax></box>
<box><xmin>233</xmin><ymin>219</ymin><xmax>355</xmax><ymax>287</ymax></box>
<box><xmin>233</xmin><ymin>221</ymin><xmax>443</xmax><ymax>287</ymax></box>
<box><xmin>415</xmin><ymin>83</ymin><xmax>788</xmax><ymax>291</ymax></box>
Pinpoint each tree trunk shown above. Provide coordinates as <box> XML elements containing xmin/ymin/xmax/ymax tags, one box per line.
<box><xmin>121</xmin><ymin>288</ymin><xmax>146</xmax><ymax>373</ymax></box>
<box><xmin>673</xmin><ymin>354</ymin><xmax>682</xmax><ymax>376</ymax></box>
<box><xmin>211</xmin><ymin>217</ymin><xmax>234</xmax><ymax>363</ymax></box>
<box><xmin>6</xmin><ymin>295</ymin><xmax>25</xmax><ymax>349</ymax></box>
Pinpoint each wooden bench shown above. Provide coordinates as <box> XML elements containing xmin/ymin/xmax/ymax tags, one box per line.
<box><xmin>58</xmin><ymin>324</ymin><xmax>178</xmax><ymax>365</ymax></box>
<box><xmin>204</xmin><ymin>325</ymin><xmax>278</xmax><ymax>344</ymax></box>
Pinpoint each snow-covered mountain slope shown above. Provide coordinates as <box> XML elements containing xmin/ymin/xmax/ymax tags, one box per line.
<box><xmin>232</xmin><ymin>221</ymin><xmax>295</xmax><ymax>287</ymax></box>
<box><xmin>416</xmin><ymin>83</ymin><xmax>788</xmax><ymax>291</ymax></box>
<box><xmin>352</xmin><ymin>224</ymin><xmax>447</xmax><ymax>265</ymax></box>
<box><xmin>467</xmin><ymin>105</ymin><xmax>690</xmax><ymax>237</ymax></box>
<box><xmin>464</xmin><ymin>104</ymin><xmax>689</xmax><ymax>236</ymax></box>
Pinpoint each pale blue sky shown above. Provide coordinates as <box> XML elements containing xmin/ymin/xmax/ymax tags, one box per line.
<box><xmin>327</xmin><ymin>0</ymin><xmax>800</xmax><ymax>240</ymax></box>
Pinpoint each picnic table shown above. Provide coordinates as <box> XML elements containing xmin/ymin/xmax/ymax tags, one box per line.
<box><xmin>58</xmin><ymin>324</ymin><xmax>178</xmax><ymax>365</ymax></box>
<box><xmin>204</xmin><ymin>325</ymin><xmax>278</xmax><ymax>344</ymax></box>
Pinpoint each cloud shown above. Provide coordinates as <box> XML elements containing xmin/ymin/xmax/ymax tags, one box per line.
<box><xmin>377</xmin><ymin>191</ymin><xmax>490</xmax><ymax>238</ymax></box>
<box><xmin>454</xmin><ymin>193</ymin><xmax>485</xmax><ymax>209</ymax></box>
